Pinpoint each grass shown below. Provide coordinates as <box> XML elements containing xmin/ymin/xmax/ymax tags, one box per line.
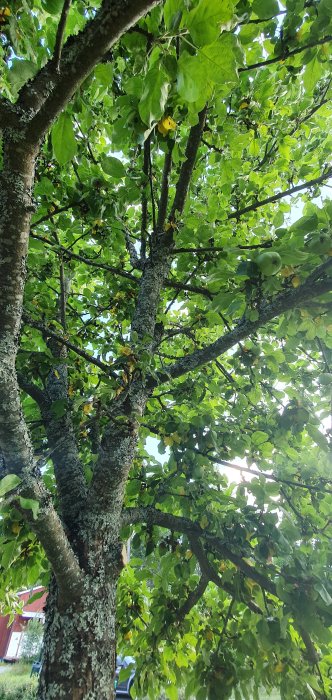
<box><xmin>0</xmin><ymin>663</ymin><xmax>37</xmax><ymax>700</ymax></box>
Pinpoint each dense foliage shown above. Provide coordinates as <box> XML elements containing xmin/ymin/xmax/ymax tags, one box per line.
<box><xmin>1</xmin><ymin>1</ymin><xmax>332</xmax><ymax>699</ymax></box>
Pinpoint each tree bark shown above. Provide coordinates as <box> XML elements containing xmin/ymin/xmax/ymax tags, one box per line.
<box><xmin>38</xmin><ymin>575</ymin><xmax>118</xmax><ymax>700</ymax></box>
<box><xmin>0</xmin><ymin>133</ymin><xmax>37</xmax><ymax>472</ymax></box>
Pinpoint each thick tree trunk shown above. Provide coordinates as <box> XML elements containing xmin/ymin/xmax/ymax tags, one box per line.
<box><xmin>0</xmin><ymin>134</ymin><xmax>37</xmax><ymax>471</ymax></box>
<box><xmin>38</xmin><ymin>575</ymin><xmax>118</xmax><ymax>700</ymax></box>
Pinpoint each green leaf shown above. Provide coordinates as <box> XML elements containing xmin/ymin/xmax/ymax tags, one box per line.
<box><xmin>1</xmin><ymin>540</ymin><xmax>20</xmax><ymax>569</ymax></box>
<box><xmin>29</xmin><ymin>238</ymin><xmax>45</xmax><ymax>252</ymax></box>
<box><xmin>138</xmin><ymin>65</ymin><xmax>170</xmax><ymax>126</ymax></box>
<box><xmin>303</xmin><ymin>51</ymin><xmax>323</xmax><ymax>92</ymax></box>
<box><xmin>252</xmin><ymin>0</ymin><xmax>279</xmax><ymax>18</ymax></box>
<box><xmin>19</xmin><ymin>497</ymin><xmax>40</xmax><ymax>520</ymax></box>
<box><xmin>51</xmin><ymin>113</ymin><xmax>77</xmax><ymax>165</ymax></box>
<box><xmin>42</xmin><ymin>0</ymin><xmax>63</xmax><ymax>14</ymax></box>
<box><xmin>126</xmin><ymin>479</ymin><xmax>141</xmax><ymax>497</ymax></box>
<box><xmin>26</xmin><ymin>589</ymin><xmax>46</xmax><ymax>604</ymax></box>
<box><xmin>100</xmin><ymin>155</ymin><xmax>126</xmax><ymax>179</ymax></box>
<box><xmin>314</xmin><ymin>583</ymin><xmax>332</xmax><ymax>607</ymax></box>
<box><xmin>0</xmin><ymin>474</ymin><xmax>21</xmax><ymax>497</ymax></box>
<box><xmin>165</xmin><ymin>685</ymin><xmax>178</xmax><ymax>700</ymax></box>
<box><xmin>164</xmin><ymin>0</ymin><xmax>183</xmax><ymax>30</ymax></box>
<box><xmin>186</xmin><ymin>0</ymin><xmax>235</xmax><ymax>46</ymax></box>
<box><xmin>290</xmin><ymin>214</ymin><xmax>318</xmax><ymax>234</ymax></box>
<box><xmin>201</xmin><ymin>33</ymin><xmax>241</xmax><ymax>87</ymax></box>
<box><xmin>177</xmin><ymin>51</ymin><xmax>208</xmax><ymax>103</ymax></box>
<box><xmin>93</xmin><ymin>63</ymin><xmax>113</xmax><ymax>89</ymax></box>
<box><xmin>8</xmin><ymin>59</ymin><xmax>37</xmax><ymax>94</ymax></box>
<box><xmin>251</xmin><ymin>431</ymin><xmax>268</xmax><ymax>446</ymax></box>
<box><xmin>306</xmin><ymin>424</ymin><xmax>330</xmax><ymax>452</ymax></box>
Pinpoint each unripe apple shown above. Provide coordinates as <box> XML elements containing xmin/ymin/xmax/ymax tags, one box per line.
<box><xmin>256</xmin><ymin>251</ymin><xmax>282</xmax><ymax>276</ymax></box>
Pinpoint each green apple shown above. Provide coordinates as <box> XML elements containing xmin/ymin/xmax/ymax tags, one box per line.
<box><xmin>306</xmin><ymin>231</ymin><xmax>332</xmax><ymax>254</ymax></box>
<box><xmin>256</xmin><ymin>251</ymin><xmax>282</xmax><ymax>276</ymax></box>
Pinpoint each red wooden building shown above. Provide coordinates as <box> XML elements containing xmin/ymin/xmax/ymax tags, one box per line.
<box><xmin>0</xmin><ymin>586</ymin><xmax>47</xmax><ymax>661</ymax></box>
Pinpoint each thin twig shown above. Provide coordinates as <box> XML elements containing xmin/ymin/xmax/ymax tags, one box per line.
<box><xmin>53</xmin><ymin>0</ymin><xmax>72</xmax><ymax>71</ymax></box>
<box><xmin>23</xmin><ymin>314</ymin><xmax>117</xmax><ymax>378</ymax></box>
<box><xmin>227</xmin><ymin>167</ymin><xmax>332</xmax><ymax>221</ymax></box>
<box><xmin>217</xmin><ymin>598</ymin><xmax>235</xmax><ymax>652</ymax></box>
<box><xmin>195</xmin><ymin>451</ymin><xmax>332</xmax><ymax>494</ymax></box>
<box><xmin>241</xmin><ymin>35</ymin><xmax>332</xmax><ymax>73</ymax></box>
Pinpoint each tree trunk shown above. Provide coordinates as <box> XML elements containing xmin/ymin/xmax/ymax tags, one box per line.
<box><xmin>38</xmin><ymin>575</ymin><xmax>118</xmax><ymax>700</ymax></box>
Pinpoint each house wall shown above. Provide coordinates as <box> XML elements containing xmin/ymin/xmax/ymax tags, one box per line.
<box><xmin>0</xmin><ymin>613</ymin><xmax>10</xmax><ymax>659</ymax></box>
<box><xmin>0</xmin><ymin>587</ymin><xmax>47</xmax><ymax>661</ymax></box>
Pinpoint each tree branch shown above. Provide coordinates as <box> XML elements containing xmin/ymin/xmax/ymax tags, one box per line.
<box><xmin>38</xmin><ymin>261</ymin><xmax>89</xmax><ymax>525</ymax></box>
<box><xmin>189</xmin><ymin>537</ymin><xmax>263</xmax><ymax>615</ymax></box>
<box><xmin>29</xmin><ymin>496</ymin><xmax>84</xmax><ymax>605</ymax></box>
<box><xmin>131</xmin><ymin>105</ymin><xmax>211</xmax><ymax>343</ymax></box>
<box><xmin>196</xmin><ymin>452</ymin><xmax>332</xmax><ymax>495</ymax></box>
<box><xmin>175</xmin><ymin>574</ymin><xmax>209</xmax><ymax>621</ymax></box>
<box><xmin>153</xmin><ymin>263</ymin><xmax>332</xmax><ymax>385</ymax></box>
<box><xmin>122</xmin><ymin>506</ymin><xmax>277</xmax><ymax>594</ymax></box>
<box><xmin>31</xmin><ymin>202</ymin><xmax>80</xmax><ymax>228</ymax></box>
<box><xmin>241</xmin><ymin>35</ymin><xmax>332</xmax><ymax>73</ymax></box>
<box><xmin>141</xmin><ymin>138</ymin><xmax>150</xmax><ymax>261</ymax></box>
<box><xmin>164</xmin><ymin>278</ymin><xmax>213</xmax><ymax>298</ymax></box>
<box><xmin>297</xmin><ymin>626</ymin><xmax>320</xmax><ymax>665</ymax></box>
<box><xmin>30</xmin><ymin>233</ymin><xmax>213</xmax><ymax>298</ymax></box>
<box><xmin>18</xmin><ymin>0</ymin><xmax>162</xmax><ymax>143</ymax></box>
<box><xmin>169</xmin><ymin>106</ymin><xmax>208</xmax><ymax>222</ymax></box>
<box><xmin>122</xmin><ymin>506</ymin><xmax>319</xmax><ymax>658</ymax></box>
<box><xmin>172</xmin><ymin>246</ymin><xmax>226</xmax><ymax>254</ymax></box>
<box><xmin>157</xmin><ymin>141</ymin><xmax>174</xmax><ymax>231</ymax></box>
<box><xmin>201</xmin><ymin>137</ymin><xmax>224</xmax><ymax>154</ymax></box>
<box><xmin>59</xmin><ymin>255</ymin><xmax>69</xmax><ymax>330</ymax></box>
<box><xmin>53</xmin><ymin>0</ymin><xmax>72</xmax><ymax>71</ymax></box>
<box><xmin>254</xmin><ymin>82</ymin><xmax>331</xmax><ymax>172</ymax></box>
<box><xmin>227</xmin><ymin>167</ymin><xmax>332</xmax><ymax>220</ymax></box>
<box><xmin>30</xmin><ymin>232</ymin><xmax>137</xmax><ymax>282</ymax></box>
<box><xmin>17</xmin><ymin>374</ymin><xmax>46</xmax><ymax>407</ymax></box>
<box><xmin>3</xmin><ymin>473</ymin><xmax>83</xmax><ymax>603</ymax></box>
<box><xmin>23</xmin><ymin>313</ymin><xmax>117</xmax><ymax>378</ymax></box>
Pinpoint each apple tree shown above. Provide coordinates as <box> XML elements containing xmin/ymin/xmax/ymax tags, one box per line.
<box><xmin>1</xmin><ymin>1</ymin><xmax>332</xmax><ymax>699</ymax></box>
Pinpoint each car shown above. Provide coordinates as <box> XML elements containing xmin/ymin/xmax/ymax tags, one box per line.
<box><xmin>115</xmin><ymin>656</ymin><xmax>135</xmax><ymax>697</ymax></box>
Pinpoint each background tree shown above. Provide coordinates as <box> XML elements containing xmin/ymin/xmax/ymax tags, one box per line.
<box><xmin>0</xmin><ymin>1</ymin><xmax>332</xmax><ymax>699</ymax></box>
<box><xmin>20</xmin><ymin>617</ymin><xmax>44</xmax><ymax>663</ymax></box>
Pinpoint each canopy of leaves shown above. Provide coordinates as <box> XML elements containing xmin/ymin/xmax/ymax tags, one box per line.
<box><xmin>1</xmin><ymin>1</ymin><xmax>332</xmax><ymax>699</ymax></box>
